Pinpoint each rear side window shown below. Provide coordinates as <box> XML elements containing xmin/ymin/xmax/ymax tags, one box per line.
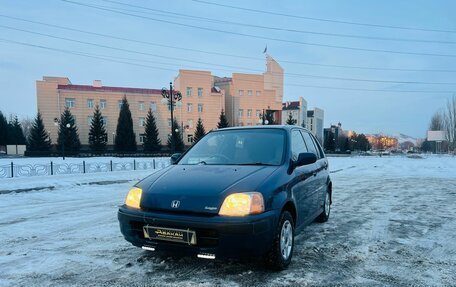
<box><xmin>301</xmin><ymin>131</ymin><xmax>319</xmax><ymax>158</ymax></box>
<box><xmin>310</xmin><ymin>134</ymin><xmax>325</xmax><ymax>158</ymax></box>
<box><xmin>291</xmin><ymin>130</ymin><xmax>308</xmax><ymax>161</ymax></box>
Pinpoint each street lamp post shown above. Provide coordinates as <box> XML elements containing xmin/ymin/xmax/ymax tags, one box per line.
<box><xmin>161</xmin><ymin>82</ymin><xmax>182</xmax><ymax>153</ymax></box>
<box><xmin>258</xmin><ymin>109</ymin><xmax>269</xmax><ymax>125</ymax></box>
<box><xmin>54</xmin><ymin>118</ymin><xmax>71</xmax><ymax>160</ymax></box>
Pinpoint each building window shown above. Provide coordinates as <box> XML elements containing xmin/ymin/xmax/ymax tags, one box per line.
<box><xmin>139</xmin><ymin>134</ymin><xmax>146</xmax><ymax>144</ymax></box>
<box><xmin>186</xmin><ymin>87</ymin><xmax>192</xmax><ymax>96</ymax></box>
<box><xmin>256</xmin><ymin>91</ymin><xmax>261</xmax><ymax>96</ymax></box>
<box><xmin>198</xmin><ymin>88</ymin><xmax>203</xmax><ymax>97</ymax></box>
<box><xmin>238</xmin><ymin>109</ymin><xmax>243</xmax><ymax>118</ymax></box>
<box><xmin>139</xmin><ymin>117</ymin><xmax>145</xmax><ymax>127</ymax></box>
<box><xmin>239</xmin><ymin>90</ymin><xmax>244</xmax><ymax>96</ymax></box>
<box><xmin>168</xmin><ymin>118</ymin><xmax>172</xmax><ymax>128</ymax></box>
<box><xmin>101</xmin><ymin>116</ymin><xmax>107</xmax><ymax>126</ymax></box>
<box><xmin>256</xmin><ymin>110</ymin><xmax>261</xmax><ymax>118</ymax></box>
<box><xmin>118</xmin><ymin>100</ymin><xmax>123</xmax><ymax>109</ymax></box>
<box><xmin>87</xmin><ymin>116</ymin><xmax>94</xmax><ymax>126</ymax></box>
<box><xmin>65</xmin><ymin>98</ymin><xmax>75</xmax><ymax>108</ymax></box>
<box><xmin>139</xmin><ymin>101</ymin><xmax>145</xmax><ymax>111</ymax></box>
<box><xmin>187</xmin><ymin>119</ymin><xmax>193</xmax><ymax>128</ymax></box>
<box><xmin>150</xmin><ymin>101</ymin><xmax>157</xmax><ymax>112</ymax></box>
<box><xmin>187</xmin><ymin>134</ymin><xmax>193</xmax><ymax>143</ymax></box>
<box><xmin>187</xmin><ymin>103</ymin><xmax>193</xmax><ymax>112</ymax></box>
<box><xmin>87</xmin><ymin>99</ymin><xmax>94</xmax><ymax>109</ymax></box>
<box><xmin>198</xmin><ymin>104</ymin><xmax>203</xmax><ymax>113</ymax></box>
<box><xmin>247</xmin><ymin>90</ymin><xmax>252</xmax><ymax>96</ymax></box>
<box><xmin>247</xmin><ymin>109</ymin><xmax>252</xmax><ymax>118</ymax></box>
<box><xmin>100</xmin><ymin>99</ymin><xmax>106</xmax><ymax>109</ymax></box>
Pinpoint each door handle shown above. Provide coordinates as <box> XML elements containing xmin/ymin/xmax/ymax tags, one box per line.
<box><xmin>313</xmin><ymin>171</ymin><xmax>317</xmax><ymax>177</ymax></box>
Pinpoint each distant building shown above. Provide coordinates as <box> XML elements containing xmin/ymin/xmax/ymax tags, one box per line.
<box><xmin>214</xmin><ymin>55</ymin><xmax>283</xmax><ymax>126</ymax></box>
<box><xmin>281</xmin><ymin>97</ymin><xmax>307</xmax><ymax>127</ymax></box>
<box><xmin>35</xmin><ymin>55</ymin><xmax>297</xmax><ymax>148</ymax></box>
<box><xmin>36</xmin><ymin>76</ymin><xmax>224</xmax><ymax>146</ymax></box>
<box><xmin>173</xmin><ymin>70</ymin><xmax>225</xmax><ymax>144</ymax></box>
<box><xmin>307</xmin><ymin>108</ymin><xmax>324</xmax><ymax>142</ymax></box>
<box><xmin>323</xmin><ymin>123</ymin><xmax>343</xmax><ymax>151</ymax></box>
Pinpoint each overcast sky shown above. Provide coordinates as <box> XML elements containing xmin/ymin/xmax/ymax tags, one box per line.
<box><xmin>1</xmin><ymin>0</ymin><xmax>455</xmax><ymax>138</ymax></box>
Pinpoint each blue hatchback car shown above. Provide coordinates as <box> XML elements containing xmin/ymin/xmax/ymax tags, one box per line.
<box><xmin>118</xmin><ymin>125</ymin><xmax>332</xmax><ymax>269</ymax></box>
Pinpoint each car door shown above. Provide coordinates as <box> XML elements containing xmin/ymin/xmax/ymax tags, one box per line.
<box><xmin>309</xmin><ymin>133</ymin><xmax>329</xmax><ymax>213</ymax></box>
<box><xmin>301</xmin><ymin>131</ymin><xmax>327</xmax><ymax>219</ymax></box>
<box><xmin>289</xmin><ymin>129</ymin><xmax>318</xmax><ymax>227</ymax></box>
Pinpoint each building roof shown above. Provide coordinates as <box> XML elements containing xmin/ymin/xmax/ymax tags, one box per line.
<box><xmin>57</xmin><ymin>84</ymin><xmax>162</xmax><ymax>95</ymax></box>
<box><xmin>282</xmin><ymin>101</ymin><xmax>300</xmax><ymax>110</ymax></box>
<box><xmin>213</xmin><ymin>76</ymin><xmax>232</xmax><ymax>84</ymax></box>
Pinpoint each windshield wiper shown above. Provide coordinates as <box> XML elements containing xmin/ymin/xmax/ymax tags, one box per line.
<box><xmin>197</xmin><ymin>161</ymin><xmax>207</xmax><ymax>165</ymax></box>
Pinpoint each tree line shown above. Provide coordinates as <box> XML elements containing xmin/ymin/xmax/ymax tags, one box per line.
<box><xmin>323</xmin><ymin>131</ymin><xmax>371</xmax><ymax>152</ymax></box>
<box><xmin>422</xmin><ymin>95</ymin><xmax>456</xmax><ymax>152</ymax></box>
<box><xmin>0</xmin><ymin>96</ymin><xmax>231</xmax><ymax>154</ymax></box>
<box><xmin>0</xmin><ymin>112</ymin><xmax>27</xmax><ymax>147</ymax></box>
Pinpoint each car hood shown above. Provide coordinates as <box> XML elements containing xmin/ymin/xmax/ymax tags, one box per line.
<box><xmin>139</xmin><ymin>165</ymin><xmax>278</xmax><ymax>214</ymax></box>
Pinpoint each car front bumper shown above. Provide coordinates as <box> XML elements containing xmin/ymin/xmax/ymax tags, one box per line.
<box><xmin>118</xmin><ymin>205</ymin><xmax>278</xmax><ymax>259</ymax></box>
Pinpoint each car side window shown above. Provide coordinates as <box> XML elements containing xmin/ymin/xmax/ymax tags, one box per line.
<box><xmin>291</xmin><ymin>130</ymin><xmax>308</xmax><ymax>161</ymax></box>
<box><xmin>301</xmin><ymin>131</ymin><xmax>319</xmax><ymax>159</ymax></box>
<box><xmin>310</xmin><ymin>133</ymin><xmax>325</xmax><ymax>159</ymax></box>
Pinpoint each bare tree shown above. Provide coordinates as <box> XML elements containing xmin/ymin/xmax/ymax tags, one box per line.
<box><xmin>20</xmin><ymin>116</ymin><xmax>34</xmax><ymax>142</ymax></box>
<box><xmin>444</xmin><ymin>95</ymin><xmax>456</xmax><ymax>151</ymax></box>
<box><xmin>429</xmin><ymin>111</ymin><xmax>444</xmax><ymax>131</ymax></box>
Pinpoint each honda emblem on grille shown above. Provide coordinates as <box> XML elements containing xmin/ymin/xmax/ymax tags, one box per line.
<box><xmin>171</xmin><ymin>200</ymin><xmax>180</xmax><ymax>208</ymax></box>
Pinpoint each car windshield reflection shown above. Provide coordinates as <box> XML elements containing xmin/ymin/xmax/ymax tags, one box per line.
<box><xmin>178</xmin><ymin>129</ymin><xmax>285</xmax><ymax>166</ymax></box>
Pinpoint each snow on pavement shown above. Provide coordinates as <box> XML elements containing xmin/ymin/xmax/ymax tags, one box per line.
<box><xmin>0</xmin><ymin>155</ymin><xmax>455</xmax><ymax>286</ymax></box>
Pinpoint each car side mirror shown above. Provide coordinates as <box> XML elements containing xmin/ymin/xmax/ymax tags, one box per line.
<box><xmin>294</xmin><ymin>152</ymin><xmax>317</xmax><ymax>168</ymax></box>
<box><xmin>170</xmin><ymin>153</ymin><xmax>182</xmax><ymax>165</ymax></box>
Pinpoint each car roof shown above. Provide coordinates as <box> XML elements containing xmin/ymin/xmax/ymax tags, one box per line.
<box><xmin>214</xmin><ymin>125</ymin><xmax>311</xmax><ymax>133</ymax></box>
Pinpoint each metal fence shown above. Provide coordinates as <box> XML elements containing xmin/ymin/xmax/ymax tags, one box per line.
<box><xmin>0</xmin><ymin>158</ymin><xmax>170</xmax><ymax>178</ymax></box>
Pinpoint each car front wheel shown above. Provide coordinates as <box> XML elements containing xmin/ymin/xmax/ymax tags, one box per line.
<box><xmin>264</xmin><ymin>210</ymin><xmax>294</xmax><ymax>270</ymax></box>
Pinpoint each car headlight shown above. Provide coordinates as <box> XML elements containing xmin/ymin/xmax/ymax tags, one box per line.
<box><xmin>219</xmin><ymin>192</ymin><xmax>264</xmax><ymax>216</ymax></box>
<box><xmin>125</xmin><ymin>187</ymin><xmax>142</xmax><ymax>209</ymax></box>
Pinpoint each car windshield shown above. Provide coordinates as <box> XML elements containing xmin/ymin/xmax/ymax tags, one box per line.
<box><xmin>178</xmin><ymin>129</ymin><xmax>286</xmax><ymax>166</ymax></box>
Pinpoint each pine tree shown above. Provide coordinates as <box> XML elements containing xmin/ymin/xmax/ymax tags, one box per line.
<box><xmin>0</xmin><ymin>111</ymin><xmax>8</xmax><ymax>146</ymax></box>
<box><xmin>265</xmin><ymin>110</ymin><xmax>275</xmax><ymax>125</ymax></box>
<box><xmin>115</xmin><ymin>96</ymin><xmax>137</xmax><ymax>152</ymax></box>
<box><xmin>28</xmin><ymin>111</ymin><xmax>52</xmax><ymax>151</ymax></box>
<box><xmin>57</xmin><ymin>107</ymin><xmax>81</xmax><ymax>152</ymax></box>
<box><xmin>193</xmin><ymin>117</ymin><xmax>206</xmax><ymax>143</ymax></box>
<box><xmin>217</xmin><ymin>110</ymin><xmax>230</xmax><ymax>129</ymax></box>
<box><xmin>286</xmin><ymin>112</ymin><xmax>297</xmax><ymax>125</ymax></box>
<box><xmin>143</xmin><ymin>108</ymin><xmax>161</xmax><ymax>152</ymax></box>
<box><xmin>167</xmin><ymin>118</ymin><xmax>184</xmax><ymax>152</ymax></box>
<box><xmin>89</xmin><ymin>105</ymin><xmax>107</xmax><ymax>152</ymax></box>
<box><xmin>8</xmin><ymin>116</ymin><xmax>26</xmax><ymax>145</ymax></box>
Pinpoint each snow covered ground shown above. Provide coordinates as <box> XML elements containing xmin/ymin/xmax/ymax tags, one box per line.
<box><xmin>0</xmin><ymin>155</ymin><xmax>455</xmax><ymax>286</ymax></box>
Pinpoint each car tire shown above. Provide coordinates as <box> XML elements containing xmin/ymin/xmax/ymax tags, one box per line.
<box><xmin>316</xmin><ymin>187</ymin><xmax>331</xmax><ymax>223</ymax></box>
<box><xmin>264</xmin><ymin>210</ymin><xmax>294</xmax><ymax>270</ymax></box>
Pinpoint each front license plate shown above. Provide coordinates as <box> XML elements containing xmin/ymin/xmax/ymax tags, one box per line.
<box><xmin>143</xmin><ymin>226</ymin><xmax>197</xmax><ymax>245</ymax></box>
